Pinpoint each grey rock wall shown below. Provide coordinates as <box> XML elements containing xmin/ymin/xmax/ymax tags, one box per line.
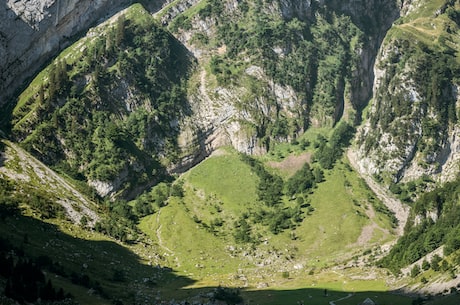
<box><xmin>0</xmin><ymin>0</ymin><xmax>143</xmax><ymax>104</ymax></box>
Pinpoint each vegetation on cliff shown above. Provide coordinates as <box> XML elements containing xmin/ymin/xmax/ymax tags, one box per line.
<box><xmin>171</xmin><ymin>0</ymin><xmax>366</xmax><ymax>130</ymax></box>
<box><xmin>1</xmin><ymin>0</ymin><xmax>460</xmax><ymax>304</ymax></box>
<box><xmin>10</xmin><ymin>4</ymin><xmax>193</xmax><ymax>196</ymax></box>
<box><xmin>358</xmin><ymin>0</ymin><xmax>460</xmax><ymax>183</ymax></box>
<box><xmin>380</xmin><ymin>177</ymin><xmax>460</xmax><ymax>274</ymax></box>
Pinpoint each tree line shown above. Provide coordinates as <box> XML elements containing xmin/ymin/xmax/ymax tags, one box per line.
<box><xmin>380</xmin><ymin>177</ymin><xmax>460</xmax><ymax>273</ymax></box>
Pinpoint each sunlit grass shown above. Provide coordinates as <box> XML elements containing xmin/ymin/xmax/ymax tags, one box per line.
<box><xmin>185</xmin><ymin>147</ymin><xmax>258</xmax><ymax>211</ymax></box>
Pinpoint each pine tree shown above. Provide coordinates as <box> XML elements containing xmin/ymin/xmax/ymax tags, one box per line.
<box><xmin>38</xmin><ymin>85</ymin><xmax>45</xmax><ymax>105</ymax></box>
<box><xmin>48</xmin><ymin>64</ymin><xmax>57</xmax><ymax>100</ymax></box>
<box><xmin>116</xmin><ymin>15</ymin><xmax>125</xmax><ymax>46</ymax></box>
<box><xmin>40</xmin><ymin>279</ymin><xmax>56</xmax><ymax>300</ymax></box>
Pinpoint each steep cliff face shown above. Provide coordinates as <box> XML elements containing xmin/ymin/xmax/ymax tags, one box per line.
<box><xmin>167</xmin><ymin>0</ymin><xmax>400</xmax><ymax>171</ymax></box>
<box><xmin>0</xmin><ymin>0</ymin><xmax>154</xmax><ymax>104</ymax></box>
<box><xmin>327</xmin><ymin>0</ymin><xmax>401</xmax><ymax>111</ymax></box>
<box><xmin>356</xmin><ymin>0</ymin><xmax>460</xmax><ymax>183</ymax></box>
<box><xmin>5</xmin><ymin>0</ymin><xmax>404</xmax><ymax>197</ymax></box>
<box><xmin>8</xmin><ymin>4</ymin><xmax>194</xmax><ymax>198</ymax></box>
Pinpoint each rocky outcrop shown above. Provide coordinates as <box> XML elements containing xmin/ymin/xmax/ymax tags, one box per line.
<box><xmin>6</xmin><ymin>0</ymin><xmax>458</xmax><ymax>198</ymax></box>
<box><xmin>278</xmin><ymin>0</ymin><xmax>313</xmax><ymax>20</ymax></box>
<box><xmin>167</xmin><ymin>0</ymin><xmax>401</xmax><ymax>172</ymax></box>
<box><xmin>355</xmin><ymin>40</ymin><xmax>425</xmax><ymax>180</ymax></box>
<box><xmin>355</xmin><ymin>0</ymin><xmax>460</xmax><ymax>183</ymax></box>
<box><xmin>172</xmin><ymin>67</ymin><xmax>285</xmax><ymax>173</ymax></box>
<box><xmin>0</xmin><ymin>0</ymin><xmax>169</xmax><ymax>104</ymax></box>
<box><xmin>158</xmin><ymin>0</ymin><xmax>201</xmax><ymax>26</ymax></box>
<box><xmin>0</xmin><ymin>140</ymin><xmax>99</xmax><ymax>226</ymax></box>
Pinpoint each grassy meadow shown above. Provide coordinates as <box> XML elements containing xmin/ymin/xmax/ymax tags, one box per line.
<box><xmin>1</xmin><ymin>138</ymin><xmax>458</xmax><ymax>304</ymax></box>
<box><xmin>137</xmin><ymin>145</ymin><xmax>398</xmax><ymax>290</ymax></box>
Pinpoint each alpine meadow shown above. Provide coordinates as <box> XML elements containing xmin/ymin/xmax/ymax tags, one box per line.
<box><xmin>0</xmin><ymin>0</ymin><xmax>460</xmax><ymax>305</ymax></box>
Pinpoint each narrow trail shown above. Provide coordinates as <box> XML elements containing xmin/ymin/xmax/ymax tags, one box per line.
<box><xmin>155</xmin><ymin>210</ymin><xmax>174</xmax><ymax>254</ymax></box>
<box><xmin>200</xmin><ymin>69</ymin><xmax>212</xmax><ymax>104</ymax></box>
<box><xmin>329</xmin><ymin>293</ymin><xmax>353</xmax><ymax>305</ymax></box>
<box><xmin>347</xmin><ymin>149</ymin><xmax>409</xmax><ymax>236</ymax></box>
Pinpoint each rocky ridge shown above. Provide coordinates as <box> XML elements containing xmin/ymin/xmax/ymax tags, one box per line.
<box><xmin>355</xmin><ymin>0</ymin><xmax>460</xmax><ymax>184</ymax></box>
<box><xmin>0</xmin><ymin>0</ymin><xmax>148</xmax><ymax>104</ymax></box>
<box><xmin>0</xmin><ymin>140</ymin><xmax>98</xmax><ymax>226</ymax></box>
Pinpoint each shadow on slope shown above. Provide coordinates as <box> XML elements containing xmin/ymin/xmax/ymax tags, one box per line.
<box><xmin>0</xmin><ymin>140</ymin><xmax>5</xmax><ymax>167</ymax></box>
<box><xmin>180</xmin><ymin>285</ymin><xmax>459</xmax><ymax>305</ymax></box>
<box><xmin>1</xmin><ymin>211</ymin><xmax>459</xmax><ymax>305</ymax></box>
<box><xmin>240</xmin><ymin>288</ymin><xmax>412</xmax><ymax>305</ymax></box>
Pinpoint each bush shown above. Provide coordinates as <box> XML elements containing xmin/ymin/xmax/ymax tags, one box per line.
<box><xmin>422</xmin><ymin>260</ymin><xmax>430</xmax><ymax>271</ymax></box>
<box><xmin>389</xmin><ymin>183</ymin><xmax>402</xmax><ymax>194</ymax></box>
<box><xmin>213</xmin><ymin>287</ymin><xmax>243</xmax><ymax>305</ymax></box>
<box><xmin>431</xmin><ymin>254</ymin><xmax>442</xmax><ymax>271</ymax></box>
<box><xmin>410</xmin><ymin>265</ymin><xmax>421</xmax><ymax>278</ymax></box>
<box><xmin>286</xmin><ymin>163</ymin><xmax>315</xmax><ymax>196</ymax></box>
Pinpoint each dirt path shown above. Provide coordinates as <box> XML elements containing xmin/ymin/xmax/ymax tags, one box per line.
<box><xmin>347</xmin><ymin>149</ymin><xmax>409</xmax><ymax>236</ymax></box>
<box><xmin>329</xmin><ymin>293</ymin><xmax>353</xmax><ymax>305</ymax></box>
<box><xmin>155</xmin><ymin>209</ymin><xmax>174</xmax><ymax>255</ymax></box>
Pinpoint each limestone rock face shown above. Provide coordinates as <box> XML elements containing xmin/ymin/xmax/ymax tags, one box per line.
<box><xmin>355</xmin><ymin>1</ymin><xmax>460</xmax><ymax>183</ymax></box>
<box><xmin>0</xmin><ymin>0</ymin><xmax>144</xmax><ymax>104</ymax></box>
<box><xmin>166</xmin><ymin>0</ymin><xmax>401</xmax><ymax>173</ymax></box>
<box><xmin>278</xmin><ymin>0</ymin><xmax>313</xmax><ymax>20</ymax></box>
<box><xmin>6</xmin><ymin>0</ymin><xmax>55</xmax><ymax>29</ymax></box>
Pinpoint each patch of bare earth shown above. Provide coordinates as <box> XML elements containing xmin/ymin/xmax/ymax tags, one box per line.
<box><xmin>356</xmin><ymin>223</ymin><xmax>378</xmax><ymax>246</ymax></box>
<box><xmin>347</xmin><ymin>149</ymin><xmax>409</xmax><ymax>236</ymax></box>
<box><xmin>267</xmin><ymin>152</ymin><xmax>311</xmax><ymax>176</ymax></box>
<box><xmin>353</xmin><ymin>204</ymin><xmax>390</xmax><ymax>247</ymax></box>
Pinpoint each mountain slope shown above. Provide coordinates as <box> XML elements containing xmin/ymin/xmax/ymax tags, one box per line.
<box><xmin>355</xmin><ymin>0</ymin><xmax>460</xmax><ymax>184</ymax></box>
<box><xmin>0</xmin><ymin>139</ymin><xmax>98</xmax><ymax>225</ymax></box>
<box><xmin>137</xmin><ymin>147</ymin><xmax>398</xmax><ymax>287</ymax></box>
<box><xmin>351</xmin><ymin>0</ymin><xmax>460</xmax><ymax>292</ymax></box>
<box><xmin>1</xmin><ymin>0</ymin><xmax>460</xmax><ymax>304</ymax></box>
<box><xmin>0</xmin><ymin>0</ymin><xmax>141</xmax><ymax>104</ymax></box>
<box><xmin>9</xmin><ymin>4</ymin><xmax>194</xmax><ymax>198</ymax></box>
<box><xmin>6</xmin><ymin>0</ymin><xmax>402</xmax><ymax>198</ymax></box>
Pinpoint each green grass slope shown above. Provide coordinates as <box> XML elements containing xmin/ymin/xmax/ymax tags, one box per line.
<box><xmin>0</xmin><ymin>138</ymin><xmax>457</xmax><ymax>304</ymax></box>
<box><xmin>138</xmin><ymin>147</ymin><xmax>397</xmax><ymax>288</ymax></box>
